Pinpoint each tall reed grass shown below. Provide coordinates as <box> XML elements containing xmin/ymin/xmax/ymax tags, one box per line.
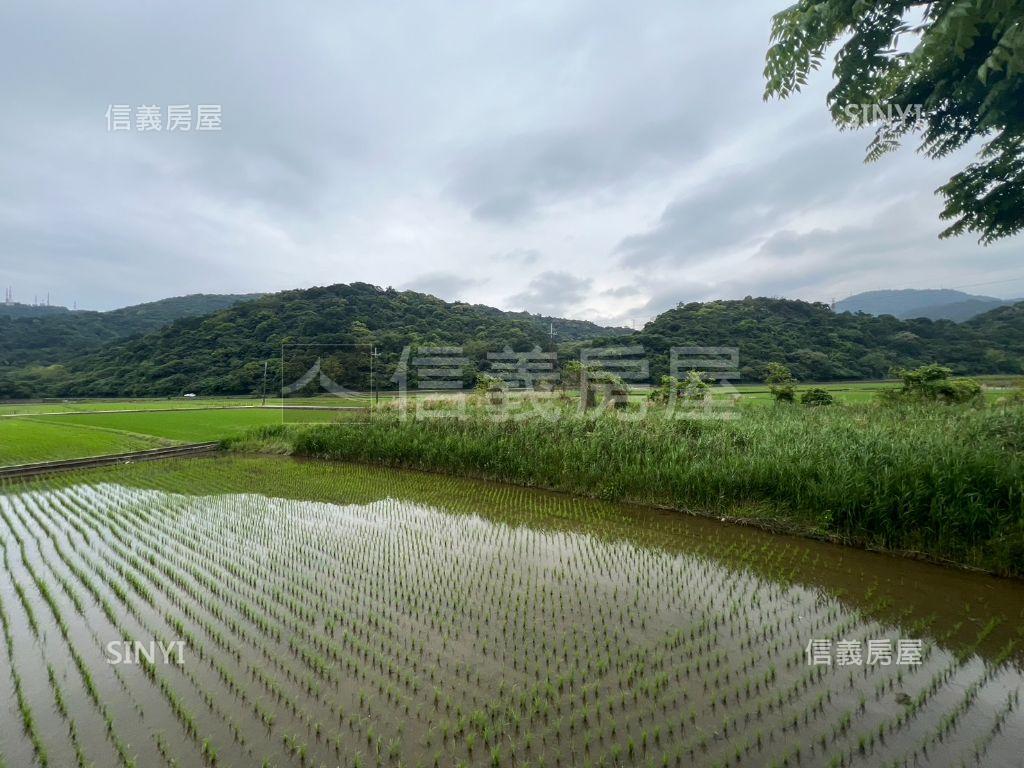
<box><xmin>232</xmin><ymin>404</ymin><xmax>1024</xmax><ymax>575</ymax></box>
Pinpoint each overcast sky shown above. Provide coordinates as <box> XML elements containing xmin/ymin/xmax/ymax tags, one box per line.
<box><xmin>1</xmin><ymin>1</ymin><xmax>1021</xmax><ymax>324</ymax></box>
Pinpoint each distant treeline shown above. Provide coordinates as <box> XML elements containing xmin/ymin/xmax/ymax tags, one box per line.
<box><xmin>0</xmin><ymin>283</ymin><xmax>1021</xmax><ymax>397</ymax></box>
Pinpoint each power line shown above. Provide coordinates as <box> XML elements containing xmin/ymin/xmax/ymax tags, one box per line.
<box><xmin>946</xmin><ymin>274</ymin><xmax>1024</xmax><ymax>291</ymax></box>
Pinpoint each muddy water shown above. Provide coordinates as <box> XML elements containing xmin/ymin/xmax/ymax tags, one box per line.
<box><xmin>0</xmin><ymin>455</ymin><xmax>1021</xmax><ymax>768</ymax></box>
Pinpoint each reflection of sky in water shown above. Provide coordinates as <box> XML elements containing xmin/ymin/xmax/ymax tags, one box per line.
<box><xmin>3</xmin><ymin>480</ymin><xmax>1021</xmax><ymax>768</ymax></box>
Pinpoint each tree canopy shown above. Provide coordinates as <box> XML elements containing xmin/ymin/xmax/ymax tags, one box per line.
<box><xmin>2</xmin><ymin>288</ymin><xmax>1021</xmax><ymax>397</ymax></box>
<box><xmin>764</xmin><ymin>0</ymin><xmax>1024</xmax><ymax>243</ymax></box>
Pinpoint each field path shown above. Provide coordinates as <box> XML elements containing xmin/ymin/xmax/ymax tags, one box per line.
<box><xmin>0</xmin><ymin>443</ymin><xmax>221</xmax><ymax>480</ymax></box>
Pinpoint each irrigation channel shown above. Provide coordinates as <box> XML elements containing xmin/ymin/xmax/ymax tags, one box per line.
<box><xmin>0</xmin><ymin>455</ymin><xmax>1020</xmax><ymax>768</ymax></box>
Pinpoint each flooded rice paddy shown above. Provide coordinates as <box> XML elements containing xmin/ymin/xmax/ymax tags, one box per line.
<box><xmin>0</xmin><ymin>456</ymin><xmax>1021</xmax><ymax>768</ymax></box>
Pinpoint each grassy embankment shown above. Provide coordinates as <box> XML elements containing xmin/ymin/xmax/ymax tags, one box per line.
<box><xmin>229</xmin><ymin>402</ymin><xmax>1024</xmax><ymax>576</ymax></box>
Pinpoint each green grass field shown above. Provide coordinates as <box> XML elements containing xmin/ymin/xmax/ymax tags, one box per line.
<box><xmin>0</xmin><ymin>396</ymin><xmax>370</xmax><ymax>416</ymax></box>
<box><xmin>3</xmin><ymin>377</ymin><xmax>1016</xmax><ymax>416</ymax></box>
<box><xmin>0</xmin><ymin>398</ymin><xmax>261</xmax><ymax>415</ymax></box>
<box><xmin>1</xmin><ymin>377</ymin><xmax>1019</xmax><ymax>467</ymax></box>
<box><xmin>0</xmin><ymin>418</ymin><xmax>166</xmax><ymax>466</ymax></box>
<box><xmin>0</xmin><ymin>407</ymin><xmax>355</xmax><ymax>466</ymax></box>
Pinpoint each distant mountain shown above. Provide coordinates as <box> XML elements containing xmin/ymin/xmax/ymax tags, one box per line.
<box><xmin>3</xmin><ymin>288</ymin><xmax>1021</xmax><ymax>397</ymax></box>
<box><xmin>103</xmin><ymin>294</ymin><xmax>265</xmax><ymax>326</ymax></box>
<box><xmin>835</xmin><ymin>289</ymin><xmax>1023</xmax><ymax>322</ymax></box>
<box><xmin>0</xmin><ymin>302</ymin><xmax>72</xmax><ymax>319</ymax></box>
<box><xmin>915</xmin><ymin>296</ymin><xmax>1024</xmax><ymax>323</ymax></box>
<box><xmin>0</xmin><ymin>293</ymin><xmax>261</xmax><ymax>369</ymax></box>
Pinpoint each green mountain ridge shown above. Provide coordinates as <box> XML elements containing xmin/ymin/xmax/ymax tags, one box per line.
<box><xmin>0</xmin><ymin>302</ymin><xmax>74</xmax><ymax>319</ymax></box>
<box><xmin>1</xmin><ymin>286</ymin><xmax>1021</xmax><ymax>398</ymax></box>
<box><xmin>1</xmin><ymin>284</ymin><xmax>624</xmax><ymax>397</ymax></box>
<box><xmin>0</xmin><ymin>293</ymin><xmax>262</xmax><ymax>369</ymax></box>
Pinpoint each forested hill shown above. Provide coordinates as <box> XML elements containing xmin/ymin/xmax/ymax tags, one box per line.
<box><xmin>2</xmin><ymin>289</ymin><xmax>1021</xmax><ymax>397</ymax></box>
<box><xmin>103</xmin><ymin>294</ymin><xmax>265</xmax><ymax>326</ymax></box>
<box><xmin>0</xmin><ymin>293</ymin><xmax>261</xmax><ymax>369</ymax></box>
<box><xmin>616</xmin><ymin>297</ymin><xmax>1023</xmax><ymax>381</ymax></box>
<box><xmin>1</xmin><ymin>284</ymin><xmax>567</xmax><ymax>397</ymax></box>
<box><xmin>0</xmin><ymin>302</ymin><xmax>73</xmax><ymax>319</ymax></box>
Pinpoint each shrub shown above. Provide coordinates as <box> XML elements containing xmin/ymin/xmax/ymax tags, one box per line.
<box><xmin>884</xmin><ymin>364</ymin><xmax>982</xmax><ymax>404</ymax></box>
<box><xmin>648</xmin><ymin>376</ymin><xmax>681</xmax><ymax>404</ymax></box>
<box><xmin>475</xmin><ymin>373</ymin><xmax>507</xmax><ymax>406</ymax></box>
<box><xmin>764</xmin><ymin>362</ymin><xmax>796</xmax><ymax>403</ymax></box>
<box><xmin>800</xmin><ymin>388</ymin><xmax>834</xmax><ymax>407</ymax></box>
<box><xmin>648</xmin><ymin>371</ymin><xmax>710</xmax><ymax>405</ymax></box>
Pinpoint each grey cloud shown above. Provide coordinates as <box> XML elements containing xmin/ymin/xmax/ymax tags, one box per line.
<box><xmin>444</xmin><ymin>5</ymin><xmax>771</xmax><ymax>223</ymax></box>
<box><xmin>493</xmin><ymin>249</ymin><xmax>542</xmax><ymax>265</ymax></box>
<box><xmin>507</xmin><ymin>271</ymin><xmax>593</xmax><ymax>316</ymax></box>
<box><xmin>0</xmin><ymin>0</ymin><xmax>1013</xmax><ymax>314</ymax></box>
<box><xmin>615</xmin><ymin>128</ymin><xmax>875</xmax><ymax>269</ymax></box>
<box><xmin>693</xmin><ymin>200</ymin><xmax>1023</xmax><ymax>303</ymax></box>
<box><xmin>601</xmin><ymin>285</ymin><xmax>643</xmax><ymax>298</ymax></box>
<box><xmin>403</xmin><ymin>271</ymin><xmax>485</xmax><ymax>300</ymax></box>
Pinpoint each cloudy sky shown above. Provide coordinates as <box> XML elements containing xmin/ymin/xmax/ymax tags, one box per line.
<box><xmin>1</xmin><ymin>1</ymin><xmax>1021</xmax><ymax>324</ymax></box>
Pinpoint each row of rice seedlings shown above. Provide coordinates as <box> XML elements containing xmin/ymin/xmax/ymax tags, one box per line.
<box><xmin>2</xmin><ymin>496</ymin><xmax>143</xmax><ymax>767</ymax></box>
<box><xmin>7</xmin><ymin>491</ymin><xmax>213</xmax><ymax>768</ymax></box>
<box><xmin>64</xmin><ymin>487</ymin><xmax>372</xmax><ymax>765</ymax></box>
<box><xmin>961</xmin><ymin>688</ymin><xmax>1019</xmax><ymax>766</ymax></box>
<box><xmin>4</xmin><ymin>464</ymin><xmax>1020</xmax><ymax>767</ymax></box>
<box><xmin>0</xmin><ymin>568</ymin><xmax>50</xmax><ymax>768</ymax></box>
<box><xmin>47</xmin><ymin>664</ymin><xmax>92</xmax><ymax>768</ymax></box>
<box><xmin>30</xmin><ymin>489</ymin><xmax>264</xmax><ymax>766</ymax></box>
<box><xmin>91</xmin><ymin>489</ymin><xmax>345</xmax><ymax>741</ymax></box>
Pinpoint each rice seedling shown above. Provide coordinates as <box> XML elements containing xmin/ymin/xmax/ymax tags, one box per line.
<box><xmin>0</xmin><ymin>457</ymin><xmax>1019</xmax><ymax>766</ymax></box>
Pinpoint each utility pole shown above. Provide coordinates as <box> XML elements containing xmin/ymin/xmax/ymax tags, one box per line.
<box><xmin>370</xmin><ymin>346</ymin><xmax>381</xmax><ymax>405</ymax></box>
<box><xmin>260</xmin><ymin>360</ymin><xmax>269</xmax><ymax>406</ymax></box>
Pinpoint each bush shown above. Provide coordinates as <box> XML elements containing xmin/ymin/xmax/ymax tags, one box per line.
<box><xmin>800</xmin><ymin>388</ymin><xmax>834</xmax><ymax>407</ymax></box>
<box><xmin>649</xmin><ymin>371</ymin><xmax>711</xmax><ymax>405</ymax></box>
<box><xmin>884</xmin><ymin>364</ymin><xmax>982</xmax><ymax>404</ymax></box>
<box><xmin>765</xmin><ymin>362</ymin><xmax>796</xmax><ymax>403</ymax></box>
